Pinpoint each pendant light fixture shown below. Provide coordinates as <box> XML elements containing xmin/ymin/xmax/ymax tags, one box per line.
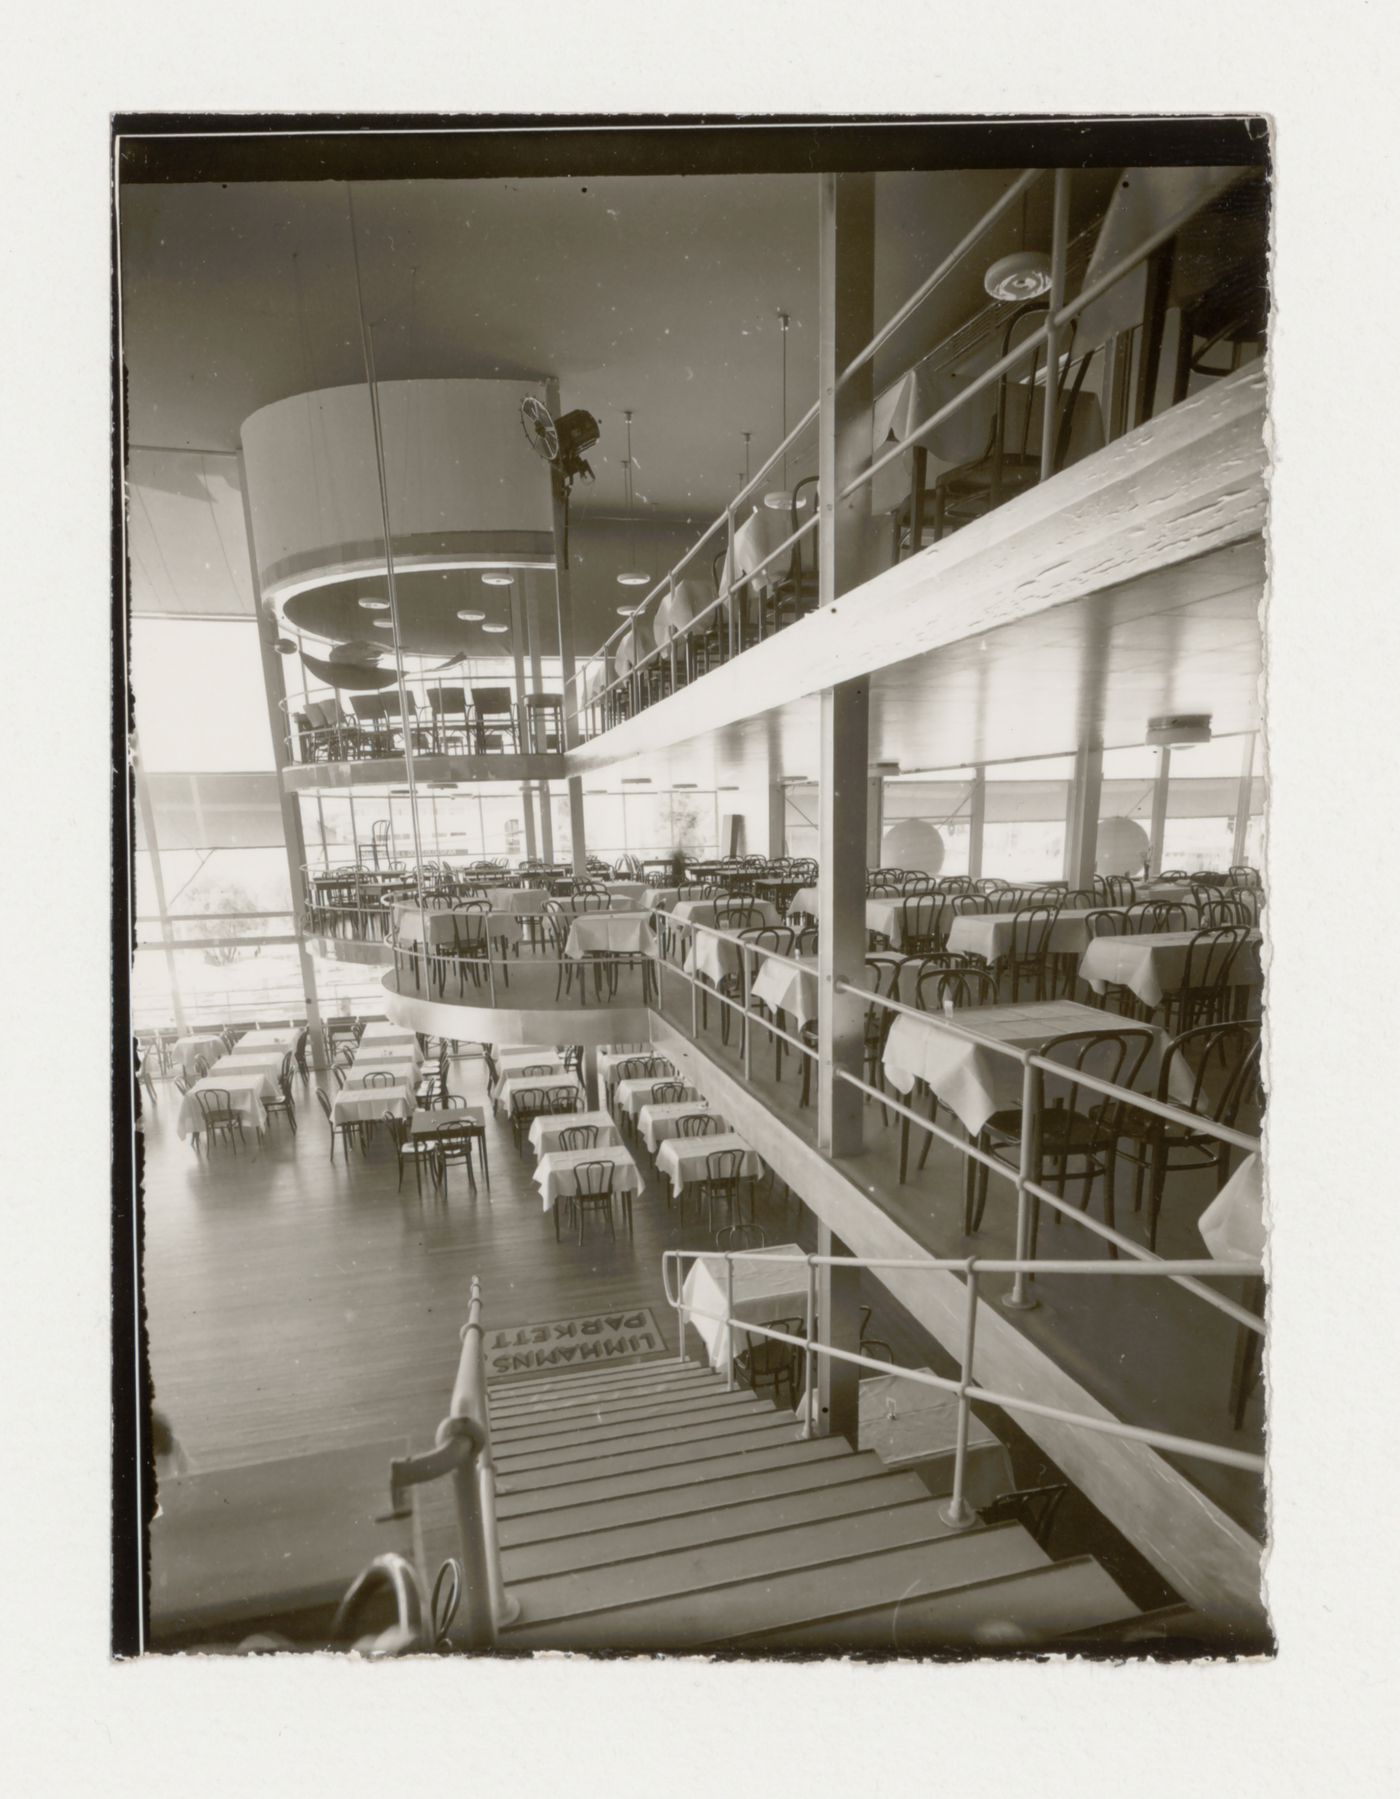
<box><xmin>616</xmin><ymin>410</ymin><xmax>651</xmax><ymax>586</ymax></box>
<box><xmin>481</xmin><ymin>571</ymin><xmax>514</xmax><ymax>587</ymax></box>
<box><xmin>456</xmin><ymin>609</ymin><xmax>485</xmax><ymax>623</ymax></box>
<box><xmin>763</xmin><ymin>312</ymin><xmax>808</xmax><ymax>512</ymax></box>
<box><xmin>481</xmin><ymin>621</ymin><xmax>510</xmax><ymax>635</ymax></box>
<box><xmin>357</xmin><ymin>596</ymin><xmax>390</xmax><ymax>611</ymax></box>
<box><xmin>983</xmin><ymin>187</ymin><xmax>1052</xmax><ymax>301</ymax></box>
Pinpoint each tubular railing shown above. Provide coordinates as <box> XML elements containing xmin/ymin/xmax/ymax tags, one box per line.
<box><xmin>387</xmin><ymin>1276</ymin><xmax>520</xmax><ymax>1648</ymax></box>
<box><xmin>662</xmin><ymin>1246</ymin><xmax>1264</xmax><ymax>1529</ymax></box>
<box><xmin>563</xmin><ymin>162</ymin><xmax>1258</xmax><ymax>739</ymax></box>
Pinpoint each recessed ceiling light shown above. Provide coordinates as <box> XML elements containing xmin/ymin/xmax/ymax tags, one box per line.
<box><xmin>622</xmin><ymin>777</ymin><xmax>651</xmax><ymax>785</ymax></box>
<box><xmin>371</xmin><ymin>619</ymin><xmax>394</xmax><ymax>629</ymax></box>
<box><xmin>673</xmin><ymin>782</ymin><xmax>698</xmax><ymax>790</ymax></box>
<box><xmin>481</xmin><ymin>622</ymin><xmax>510</xmax><ymax>635</ymax></box>
<box><xmin>616</xmin><ymin>605</ymin><xmax>644</xmax><ymax>618</ymax></box>
<box><xmin>358</xmin><ymin>597</ymin><xmax>390</xmax><ymax>611</ymax></box>
<box><xmin>481</xmin><ymin>572</ymin><xmax>514</xmax><ymax>587</ymax></box>
<box><xmin>617</xmin><ymin>571</ymin><xmax>651</xmax><ymax>587</ymax></box>
<box><xmin>456</xmin><ymin>609</ymin><xmax>485</xmax><ymax>622</ymax></box>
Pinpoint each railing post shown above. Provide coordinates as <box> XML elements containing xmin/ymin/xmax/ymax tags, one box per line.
<box><xmin>477</xmin><ymin>1442</ymin><xmax>520</xmax><ymax>1629</ymax></box>
<box><xmin>689</xmin><ymin>926</ymin><xmax>700</xmax><ymax>1039</ymax></box>
<box><xmin>742</xmin><ymin>941</ymin><xmax>753</xmax><ymax>1080</ymax></box>
<box><xmin>724</xmin><ymin>1256</ymin><xmax>736</xmax><ymax>1392</ymax></box>
<box><xmin>799</xmin><ymin>1254</ymin><xmax>818</xmax><ymax>1440</ymax></box>
<box><xmin>1039</xmin><ymin>168</ymin><xmax>1072</xmax><ymax>482</ymax></box>
<box><xmin>1003</xmin><ymin>1059</ymin><xmax>1042</xmax><ymax>1311</ymax></box>
<box><xmin>724</xmin><ymin>504</ymin><xmax>737</xmax><ymax>656</ymax></box>
<box><xmin>939</xmin><ymin>1267</ymin><xmax>981</xmax><ymax>1529</ymax></box>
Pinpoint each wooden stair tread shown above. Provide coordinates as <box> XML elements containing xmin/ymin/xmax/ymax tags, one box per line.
<box><xmin>490</xmin><ymin>1386</ymin><xmax>761</xmax><ymax>1442</ymax></box>
<box><xmin>495</xmin><ymin>1435</ymin><xmax>853</xmax><ymax>1519</ymax></box>
<box><xmin>496</xmin><ymin>1416</ymin><xmax>801</xmax><ymax>1493</ymax></box>
<box><xmin>500</xmin><ymin>1521</ymin><xmax>1047</xmax><ymax>1651</ymax></box>
<box><xmin>495</xmin><ymin>1405</ymin><xmax>783</xmax><ymax>1473</ymax></box>
<box><xmin>495</xmin><ymin>1447</ymin><xmax>906</xmax><ymax>1547</ymax></box>
<box><xmin>501</xmin><ymin>1466</ymin><xmax>932</xmax><ymax>1581</ymax></box>
<box><xmin>734</xmin><ymin>1556</ymin><xmax>1139</xmax><ymax>1652</ymax></box>
<box><xmin>487</xmin><ymin>1362</ymin><xmax>703</xmax><ymax>1405</ymax></box>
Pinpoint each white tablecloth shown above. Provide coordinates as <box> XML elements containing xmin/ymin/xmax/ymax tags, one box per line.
<box><xmin>359</xmin><ymin>1022</ymin><xmax>418</xmax><ymax>1047</ymax></box>
<box><xmin>656</xmin><ymin>1132</ymin><xmax>763</xmax><ymax>1203</ymax></box>
<box><xmin>722</xmin><ymin>506</ymin><xmax>804</xmax><ymax>603</ymax></box>
<box><xmin>210</xmin><ymin>1052</ymin><xmax>287</xmax><ymax>1084</ymax></box>
<box><xmin>341</xmin><ymin>1066</ymin><xmax>418</xmax><ymax>1095</ymax></box>
<box><xmin>749</xmin><ymin>954</ymin><xmax>818</xmax><ymax>1030</ymax></box>
<box><xmin>351</xmin><ymin>1041</ymin><xmax>421</xmax><ymax>1066</ymax></box>
<box><xmin>680</xmin><ymin>1242</ymin><xmax>805</xmax><ymax>1370</ymax></box>
<box><xmin>1078</xmin><ymin>930</ymin><xmax>1262</xmax><ymax>1011</ymax></box>
<box><xmin>882</xmin><ymin>999</ymin><xmax>1188</xmax><ymax>1138</ymax></box>
<box><xmin>527</xmin><ymin>1110</ymin><xmax>621</xmax><ymax>1157</ymax></box>
<box><xmin>235</xmin><ymin>1026</ymin><xmax>300</xmax><ymax>1054</ymax></box>
<box><xmin>615</xmin><ymin>1076</ymin><xmax>696</xmax><ymax>1120</ymax></box>
<box><xmin>177</xmin><ymin>1073</ymin><xmax>273</xmax><ymax>1139</ymax></box>
<box><xmin>533</xmin><ymin>1146</ymin><xmax>643</xmax><ymax>1213</ymax></box>
<box><xmin>564</xmin><ymin>911</ymin><xmax>652</xmax><ymax>958</ymax></box>
<box><xmin>495</xmin><ymin>1072</ymin><xmax>584</xmax><ymax>1116</ymax></box>
<box><xmin>636</xmin><ymin>1099</ymin><xmax>721</xmax><ymax>1152</ymax></box>
<box><xmin>653</xmin><ymin>576</ymin><xmax>710</xmax><ymax>644</ymax></box>
<box><xmin>332</xmin><ymin>1084</ymin><xmax>415</xmax><ymax>1124</ymax></box>
<box><xmin>948</xmin><ymin>907</ymin><xmax>1115</xmax><ymax>963</ymax></box>
<box><xmin>603</xmin><ymin>881</ymin><xmax>648</xmax><ymax>902</ymax></box>
<box><xmin>642</xmin><ymin>887</ymin><xmax>682</xmax><ymax>912</ymax></box>
<box><xmin>491</xmin><ymin>1050</ymin><xmax>567</xmax><ymax>1099</ymax></box>
<box><xmin>595</xmin><ymin>1048</ymin><xmax>666</xmax><ymax>1104</ymax></box>
<box><xmin>174</xmin><ymin>1033</ymin><xmax>227</xmax><ymax>1079</ymax></box>
<box><xmin>788</xmin><ymin>889</ymin><xmax>937</xmax><ymax>949</ymax></box>
<box><xmin>1199</xmin><ymin>1153</ymin><xmax>1265</xmax><ymax>1261</ymax></box>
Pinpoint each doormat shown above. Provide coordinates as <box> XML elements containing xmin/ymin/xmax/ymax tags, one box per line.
<box><xmin>484</xmin><ymin>1307</ymin><xmax>666</xmax><ymax>1379</ymax></box>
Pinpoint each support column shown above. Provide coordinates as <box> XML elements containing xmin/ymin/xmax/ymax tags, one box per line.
<box><xmin>815</xmin><ymin>171</ymin><xmax>877</xmax><ymax>1160</ymax></box>
<box><xmin>1231</xmin><ymin>732</ymin><xmax>1257</xmax><ymax>867</ymax></box>
<box><xmin>508</xmin><ymin>582</ymin><xmax>539</xmax><ymax>862</ymax></box>
<box><xmin>766</xmin><ymin>781</ymin><xmax>785</xmax><ymax>860</ymax></box>
<box><xmin>240</xmin><ymin>455</ymin><xmax>327</xmax><ymax>1068</ymax></box>
<box><xmin>817</xmin><ymin>680</ymin><xmax>869</xmax><ymax>1157</ymax></box>
<box><xmin>866</xmin><ymin>777</ymin><xmax>884</xmax><ymax>868</ymax></box>
<box><xmin>1063</xmin><ymin>740</ymin><xmax>1105</xmax><ymax>890</ymax></box>
<box><xmin>1148</xmin><ymin>746</ymin><xmax>1173</xmax><ymax>878</ymax></box>
<box><xmin>967</xmin><ymin>767</ymin><xmax>986</xmax><ymax>880</ymax></box>
<box><xmin>814</xmin><ymin>1224</ymin><xmax>861</xmax><ymax>1443</ymax></box>
<box><xmin>525</xmin><ymin>581</ymin><xmax>554</xmax><ymax>863</ymax></box>
<box><xmin>546</xmin><ymin>378</ymin><xmax>589</xmax><ymax>877</ymax></box>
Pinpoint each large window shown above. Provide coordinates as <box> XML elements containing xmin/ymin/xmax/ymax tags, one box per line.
<box><xmin>983</xmin><ymin>756</ymin><xmax>1075</xmax><ymax>880</ymax></box>
<box><xmin>131</xmin><ymin>619</ymin><xmax>276</xmax><ymax>772</ymax></box>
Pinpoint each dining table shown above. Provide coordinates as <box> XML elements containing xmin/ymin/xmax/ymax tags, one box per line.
<box><xmin>679</xmin><ymin>1240</ymin><xmax>804</xmax><ymax>1371</ymax></box>
<box><xmin>651</xmin><ymin>576</ymin><xmax>712</xmax><ymax>647</ymax></box>
<box><xmin>332</xmin><ymin>1081</ymin><xmax>416</xmax><ymax>1126</ymax></box>
<box><xmin>595</xmin><ymin>1047</ymin><xmax>665</xmax><ymax>1106</ymax></box>
<box><xmin>881</xmin><ymin>998</ymin><xmax>1192</xmax><ymax>1138</ymax></box>
<box><xmin>410</xmin><ymin>1106</ymin><xmax>488</xmax><ymax>1186</ymax></box>
<box><xmin>614</xmin><ymin>1076</ymin><xmax>699</xmax><ymax>1122</ymax></box>
<box><xmin>358</xmin><ymin>1022</ymin><xmax>418</xmax><ymax>1047</ymax></box>
<box><xmin>636</xmin><ymin>1098</ymin><xmax>720</xmax><ymax>1153</ymax></box>
<box><xmin>209</xmin><ymin>1050</ymin><xmax>287</xmax><ymax>1084</ymax></box>
<box><xmin>177</xmin><ymin>1072</ymin><xmax>275</xmax><ymax>1139</ymax></box>
<box><xmin>527</xmin><ymin>1109</ymin><xmax>621</xmax><ymax>1157</ymax></box>
<box><xmin>748</xmin><ymin>953</ymin><xmax>819</xmax><ymax>1032</ymax></box>
<box><xmin>532</xmin><ymin>1144</ymin><xmax>643</xmax><ymax>1216</ymax></box>
<box><xmin>1077</xmin><ymin>930</ymin><xmax>1262</xmax><ymax>1012</ymax></box>
<box><xmin>494</xmin><ymin>1071</ymin><xmax>585</xmax><ymax>1118</ymax></box>
<box><xmin>233</xmin><ymin>1025</ymin><xmax>302</xmax><ymax>1055</ymax></box>
<box><xmin>1198</xmin><ymin>1152</ymin><xmax>1264</xmax><ymax>1262</ymax></box>
<box><xmin>563</xmin><ymin>910</ymin><xmax>654</xmax><ymax>963</ymax></box>
<box><xmin>351</xmin><ymin>1040</ymin><xmax>421</xmax><ymax>1065</ymax></box>
<box><xmin>174</xmin><ymin>1032</ymin><xmax>228</xmax><ymax>1079</ymax></box>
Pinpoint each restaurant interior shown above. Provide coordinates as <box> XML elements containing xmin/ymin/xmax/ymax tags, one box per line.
<box><xmin>120</xmin><ymin>121</ymin><xmax>1274</xmax><ymax>1658</ymax></box>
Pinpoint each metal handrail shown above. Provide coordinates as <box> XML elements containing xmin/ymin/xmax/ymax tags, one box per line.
<box><xmin>387</xmin><ymin>1276</ymin><xmax>520</xmax><ymax>1647</ymax></box>
<box><xmin>662</xmin><ymin>1247</ymin><xmax>1264</xmax><ymax>1528</ymax></box>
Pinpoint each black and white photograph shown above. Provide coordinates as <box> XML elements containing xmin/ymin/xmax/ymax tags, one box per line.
<box><xmin>115</xmin><ymin>115</ymin><xmax>1275</xmax><ymax>1658</ymax></box>
<box><xmin>8</xmin><ymin>9</ymin><xmax>1399</xmax><ymax>1788</ymax></box>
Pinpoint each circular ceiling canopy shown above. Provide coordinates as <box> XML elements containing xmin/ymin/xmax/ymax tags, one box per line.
<box><xmin>285</xmin><ymin>567</ymin><xmax>551</xmax><ymax>656</ymax></box>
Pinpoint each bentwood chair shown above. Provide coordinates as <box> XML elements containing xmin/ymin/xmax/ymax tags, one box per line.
<box><xmin>734</xmin><ymin>1316</ymin><xmax>804</xmax><ymax>1408</ymax></box>
<box><xmin>898</xmin><ymin>894</ymin><xmax>946</xmax><ymax>956</ymax></box>
<box><xmin>316</xmin><ymin>1086</ymin><xmax>363</xmax><ymax>1163</ymax></box>
<box><xmin>967</xmin><ymin>1026</ymin><xmax>1157</xmax><ymax>1252</ymax></box>
<box><xmin>264</xmin><ymin>1071</ymin><xmax>298</xmax><ymax>1136</ymax></box>
<box><xmin>900</xmin><ymin>966</ymin><xmax>1001</xmax><ymax>1183</ymax></box>
<box><xmin>470</xmin><ymin>688</ymin><xmax>518</xmax><ymax>753</ymax></box>
<box><xmin>699</xmin><ymin>1148</ymin><xmax>751</xmax><ymax>1232</ymax></box>
<box><xmin>1168</xmin><ymin>927</ymin><xmax>1251</xmax><ymax>1033</ymax></box>
<box><xmin>1004</xmin><ymin>904</ymin><xmax>1061</xmax><ymax>1000</ymax></box>
<box><xmin>1107</xmin><ymin>1020</ymin><xmax>1263</xmax><ymax>1252</ymax></box>
<box><xmin>559</xmin><ymin>1124</ymin><xmax>599</xmax><ymax>1152</ymax></box>
<box><xmin>387</xmin><ymin>1114</ymin><xmax>442</xmax><ymax>1198</ymax></box>
<box><xmin>194</xmin><ymin>1088</ymin><xmax>244</xmax><ymax>1154</ymax></box>
<box><xmin>565</xmin><ymin>1160</ymin><xmax>617</xmax><ymax>1246</ymax></box>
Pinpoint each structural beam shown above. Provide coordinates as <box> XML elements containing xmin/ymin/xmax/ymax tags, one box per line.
<box><xmin>1063</xmin><ymin>740</ymin><xmax>1105</xmax><ymax>890</ymax></box>
<box><xmin>546</xmin><ymin>378</ymin><xmax>590</xmax><ymax>876</ymax></box>
<box><xmin>508</xmin><ymin>582</ymin><xmax>539</xmax><ymax>862</ymax></box>
<box><xmin>1148</xmin><ymin>746</ymin><xmax>1173</xmax><ymax>879</ymax></box>
<box><xmin>817</xmin><ymin>680</ymin><xmax>869</xmax><ymax>1158</ymax></box>
<box><xmin>967</xmin><ymin>766</ymin><xmax>986</xmax><ymax>880</ymax></box>
<box><xmin>815</xmin><ymin>1223</ymin><xmax>861</xmax><ymax>1443</ymax></box>
<box><xmin>1231</xmin><ymin>732</ymin><xmax>1257</xmax><ymax>867</ymax></box>
<box><xmin>240</xmin><ymin>455</ymin><xmax>327</xmax><ymax>1068</ymax></box>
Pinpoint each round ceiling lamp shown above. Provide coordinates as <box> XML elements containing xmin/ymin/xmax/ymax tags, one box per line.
<box><xmin>616</xmin><ymin>605</ymin><xmax>644</xmax><ymax>618</ymax></box>
<box><xmin>481</xmin><ymin>622</ymin><xmax>510</xmax><ymax>635</ymax></box>
<box><xmin>616</xmin><ymin>410</ymin><xmax>651</xmax><ymax>587</ymax></box>
<box><xmin>371</xmin><ymin>619</ymin><xmax>394</xmax><ymax>629</ymax></box>
<box><xmin>1096</xmin><ymin>817</ymin><xmax>1152</xmax><ymax>879</ymax></box>
<box><xmin>984</xmin><ymin>189</ymin><xmax>1052</xmax><ymax>301</ymax></box>
<box><xmin>481</xmin><ymin>571</ymin><xmax>514</xmax><ymax>587</ymax></box>
<box><xmin>272</xmin><ymin>637</ymin><xmax>297</xmax><ymax>654</ymax></box>
<box><xmin>763</xmin><ymin>312</ymin><xmax>810</xmax><ymax>513</ymax></box>
<box><xmin>456</xmin><ymin>609</ymin><xmax>486</xmax><ymax>623</ymax></box>
<box><xmin>983</xmin><ymin>250</ymin><xmax>1053</xmax><ymax>302</ymax></box>
<box><xmin>357</xmin><ymin>596</ymin><xmax>390</xmax><ymax>611</ymax></box>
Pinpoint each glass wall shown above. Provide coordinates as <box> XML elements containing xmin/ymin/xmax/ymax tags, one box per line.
<box><xmin>982</xmin><ymin>756</ymin><xmax>1075</xmax><ymax>879</ymax></box>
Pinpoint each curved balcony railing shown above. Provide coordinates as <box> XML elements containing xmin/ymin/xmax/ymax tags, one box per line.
<box><xmin>280</xmin><ymin>681</ymin><xmax>566</xmax><ymax>767</ymax></box>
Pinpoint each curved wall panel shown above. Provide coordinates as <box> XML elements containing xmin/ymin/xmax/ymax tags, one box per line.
<box><xmin>241</xmin><ymin>378</ymin><xmax>555</xmax><ymax>599</ymax></box>
<box><xmin>379</xmin><ymin>972</ymin><xmax>652</xmax><ymax>1049</ymax></box>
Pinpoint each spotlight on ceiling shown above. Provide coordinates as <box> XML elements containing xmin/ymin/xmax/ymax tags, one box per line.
<box><xmin>357</xmin><ymin>597</ymin><xmax>390</xmax><ymax>611</ymax></box>
<box><xmin>456</xmin><ymin>609</ymin><xmax>486</xmax><ymax>623</ymax></box>
<box><xmin>616</xmin><ymin>571</ymin><xmax>652</xmax><ymax>587</ymax></box>
<box><xmin>481</xmin><ymin>622</ymin><xmax>510</xmax><ymax>635</ymax></box>
<box><xmin>481</xmin><ymin>571</ymin><xmax>514</xmax><ymax>587</ymax></box>
<box><xmin>983</xmin><ymin>250</ymin><xmax>1053</xmax><ymax>301</ymax></box>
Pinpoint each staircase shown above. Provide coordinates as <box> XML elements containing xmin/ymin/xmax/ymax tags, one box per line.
<box><xmin>486</xmin><ymin>1358</ymin><xmax>1140</xmax><ymax>1653</ymax></box>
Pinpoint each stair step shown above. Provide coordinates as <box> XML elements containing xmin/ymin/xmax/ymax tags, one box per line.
<box><xmin>489</xmin><ymin>1371</ymin><xmax>717</xmax><ymax>1422</ymax></box>
<box><xmin>496</xmin><ymin>1435</ymin><xmax>854</xmax><ymax>1521</ymax></box>
<box><xmin>497</xmin><ymin>1447</ymin><xmax>904</xmax><ymax>1548</ymax></box>
<box><xmin>497</xmin><ymin>1416</ymin><xmax>802</xmax><ymax>1494</ymax></box>
<box><xmin>502</xmin><ymin>1467</ymin><xmax>935</xmax><ymax>1583</ymax></box>
<box><xmin>495</xmin><ymin>1406</ymin><xmax>784</xmax><ymax>1474</ymax></box>
<box><xmin>491</xmin><ymin>1388</ymin><xmax>765</xmax><ymax>1449</ymax></box>
<box><xmin>734</xmin><ymin>1556</ymin><xmax>1139</xmax><ymax>1653</ymax></box>
<box><xmin>501</xmin><ymin>1522</ymin><xmax>1047</xmax><ymax>1651</ymax></box>
<box><xmin>488</xmin><ymin>1362</ymin><xmax>701</xmax><ymax>1407</ymax></box>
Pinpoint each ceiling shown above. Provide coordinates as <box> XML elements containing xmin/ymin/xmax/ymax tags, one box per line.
<box><xmin>597</xmin><ymin>538</ymin><xmax>1265</xmax><ymax>787</ymax></box>
<box><xmin>118</xmin><ymin>168</ymin><xmax>1118</xmax><ymax>525</ymax></box>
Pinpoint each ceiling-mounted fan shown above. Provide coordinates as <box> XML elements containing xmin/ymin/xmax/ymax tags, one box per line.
<box><xmin>521</xmin><ymin>395</ymin><xmax>600</xmax><ymax>487</ymax></box>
